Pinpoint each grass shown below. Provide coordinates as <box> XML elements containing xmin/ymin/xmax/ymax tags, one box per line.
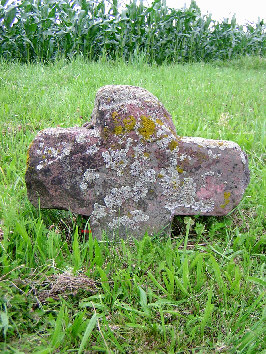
<box><xmin>0</xmin><ymin>56</ymin><xmax>265</xmax><ymax>352</ymax></box>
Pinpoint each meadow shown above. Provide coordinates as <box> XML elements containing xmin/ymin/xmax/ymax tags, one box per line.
<box><xmin>0</xmin><ymin>56</ymin><xmax>265</xmax><ymax>352</ymax></box>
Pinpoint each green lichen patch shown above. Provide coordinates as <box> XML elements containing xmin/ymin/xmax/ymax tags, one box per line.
<box><xmin>123</xmin><ymin>115</ymin><xmax>136</xmax><ymax>132</ymax></box>
<box><xmin>194</xmin><ymin>150</ymin><xmax>208</xmax><ymax>163</ymax></box>
<box><xmin>172</xmin><ymin>180</ymin><xmax>180</xmax><ymax>190</ymax></box>
<box><xmin>112</xmin><ymin>112</ymin><xmax>136</xmax><ymax>136</ymax></box>
<box><xmin>143</xmin><ymin>152</ymin><xmax>150</xmax><ymax>158</ymax></box>
<box><xmin>138</xmin><ymin>116</ymin><xmax>156</xmax><ymax>140</ymax></box>
<box><xmin>220</xmin><ymin>191</ymin><xmax>231</xmax><ymax>208</ymax></box>
<box><xmin>113</xmin><ymin>125</ymin><xmax>123</xmax><ymax>135</ymax></box>
<box><xmin>103</xmin><ymin>126</ymin><xmax>111</xmax><ymax>140</ymax></box>
<box><xmin>112</xmin><ymin>111</ymin><xmax>119</xmax><ymax>120</ymax></box>
<box><xmin>26</xmin><ymin>141</ymin><xmax>34</xmax><ymax>169</ymax></box>
<box><xmin>176</xmin><ymin>166</ymin><xmax>184</xmax><ymax>173</ymax></box>
<box><xmin>156</xmin><ymin>118</ymin><xmax>164</xmax><ymax>126</ymax></box>
<box><xmin>158</xmin><ymin>134</ymin><xmax>168</xmax><ymax>141</ymax></box>
<box><xmin>168</xmin><ymin>139</ymin><xmax>179</xmax><ymax>151</ymax></box>
<box><xmin>112</xmin><ymin>111</ymin><xmax>123</xmax><ymax>135</ymax></box>
<box><xmin>170</xmin><ymin>127</ymin><xmax>178</xmax><ymax>137</ymax></box>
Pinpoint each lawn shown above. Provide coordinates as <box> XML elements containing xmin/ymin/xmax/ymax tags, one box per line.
<box><xmin>0</xmin><ymin>56</ymin><xmax>265</xmax><ymax>352</ymax></box>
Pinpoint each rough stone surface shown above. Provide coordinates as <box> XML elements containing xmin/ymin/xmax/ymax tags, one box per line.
<box><xmin>25</xmin><ymin>85</ymin><xmax>250</xmax><ymax>239</ymax></box>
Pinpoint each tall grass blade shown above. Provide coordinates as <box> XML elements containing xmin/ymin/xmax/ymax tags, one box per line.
<box><xmin>139</xmin><ymin>286</ymin><xmax>150</xmax><ymax>316</ymax></box>
<box><xmin>175</xmin><ymin>276</ymin><xmax>189</xmax><ymax>296</ymax></box>
<box><xmin>88</xmin><ymin>231</ymin><xmax>94</xmax><ymax>263</ymax></box>
<box><xmin>200</xmin><ymin>288</ymin><xmax>214</xmax><ymax>336</ymax></box>
<box><xmin>182</xmin><ymin>256</ymin><xmax>190</xmax><ymax>291</ymax></box>
<box><xmin>147</xmin><ymin>271</ymin><xmax>168</xmax><ymax>295</ymax></box>
<box><xmin>73</xmin><ymin>226</ymin><xmax>81</xmax><ymax>271</ymax></box>
<box><xmin>15</xmin><ymin>221</ymin><xmax>32</xmax><ymax>249</ymax></box>
<box><xmin>78</xmin><ymin>313</ymin><xmax>97</xmax><ymax>354</ymax></box>
<box><xmin>97</xmin><ymin>266</ymin><xmax>111</xmax><ymax>295</ymax></box>
<box><xmin>51</xmin><ymin>304</ymin><xmax>65</xmax><ymax>349</ymax></box>
<box><xmin>209</xmin><ymin>256</ymin><xmax>225</xmax><ymax>297</ymax></box>
<box><xmin>94</xmin><ymin>238</ymin><xmax>103</xmax><ymax>267</ymax></box>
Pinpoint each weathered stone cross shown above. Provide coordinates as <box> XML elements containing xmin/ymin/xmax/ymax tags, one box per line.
<box><xmin>26</xmin><ymin>85</ymin><xmax>250</xmax><ymax>239</ymax></box>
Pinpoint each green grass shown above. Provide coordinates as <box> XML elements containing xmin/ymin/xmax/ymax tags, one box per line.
<box><xmin>0</xmin><ymin>56</ymin><xmax>265</xmax><ymax>352</ymax></box>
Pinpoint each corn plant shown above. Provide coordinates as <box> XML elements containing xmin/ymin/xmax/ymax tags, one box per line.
<box><xmin>0</xmin><ymin>0</ymin><xmax>265</xmax><ymax>63</ymax></box>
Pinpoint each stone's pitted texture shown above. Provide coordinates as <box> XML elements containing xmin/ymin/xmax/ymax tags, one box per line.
<box><xmin>25</xmin><ymin>85</ymin><xmax>250</xmax><ymax>239</ymax></box>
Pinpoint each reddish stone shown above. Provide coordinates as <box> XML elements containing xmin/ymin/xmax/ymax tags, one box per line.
<box><xmin>25</xmin><ymin>85</ymin><xmax>250</xmax><ymax>239</ymax></box>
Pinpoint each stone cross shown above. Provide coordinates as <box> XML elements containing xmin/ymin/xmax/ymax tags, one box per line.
<box><xmin>25</xmin><ymin>85</ymin><xmax>250</xmax><ymax>239</ymax></box>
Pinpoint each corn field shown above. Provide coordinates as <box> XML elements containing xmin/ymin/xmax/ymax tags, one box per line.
<box><xmin>0</xmin><ymin>0</ymin><xmax>265</xmax><ymax>64</ymax></box>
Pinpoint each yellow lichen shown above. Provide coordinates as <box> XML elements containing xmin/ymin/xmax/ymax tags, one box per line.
<box><xmin>102</xmin><ymin>126</ymin><xmax>110</xmax><ymax>140</ymax></box>
<box><xmin>112</xmin><ymin>113</ymin><xmax>136</xmax><ymax>136</ymax></box>
<box><xmin>112</xmin><ymin>111</ymin><xmax>119</xmax><ymax>121</ymax></box>
<box><xmin>157</xmin><ymin>173</ymin><xmax>164</xmax><ymax>178</ymax></box>
<box><xmin>176</xmin><ymin>166</ymin><xmax>184</xmax><ymax>173</ymax></box>
<box><xmin>196</xmin><ymin>151</ymin><xmax>207</xmax><ymax>163</ymax></box>
<box><xmin>138</xmin><ymin>116</ymin><xmax>156</xmax><ymax>140</ymax></box>
<box><xmin>170</xmin><ymin>128</ymin><xmax>177</xmax><ymax>136</ymax></box>
<box><xmin>114</xmin><ymin>125</ymin><xmax>123</xmax><ymax>135</ymax></box>
<box><xmin>158</xmin><ymin>134</ymin><xmax>168</xmax><ymax>141</ymax></box>
<box><xmin>220</xmin><ymin>191</ymin><xmax>231</xmax><ymax>208</ymax></box>
<box><xmin>172</xmin><ymin>181</ymin><xmax>179</xmax><ymax>189</ymax></box>
<box><xmin>143</xmin><ymin>152</ymin><xmax>150</xmax><ymax>158</ymax></box>
<box><xmin>156</xmin><ymin>118</ymin><xmax>164</xmax><ymax>126</ymax></box>
<box><xmin>26</xmin><ymin>141</ymin><xmax>34</xmax><ymax>168</ymax></box>
<box><xmin>168</xmin><ymin>140</ymin><xmax>179</xmax><ymax>151</ymax></box>
<box><xmin>123</xmin><ymin>115</ymin><xmax>136</xmax><ymax>132</ymax></box>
